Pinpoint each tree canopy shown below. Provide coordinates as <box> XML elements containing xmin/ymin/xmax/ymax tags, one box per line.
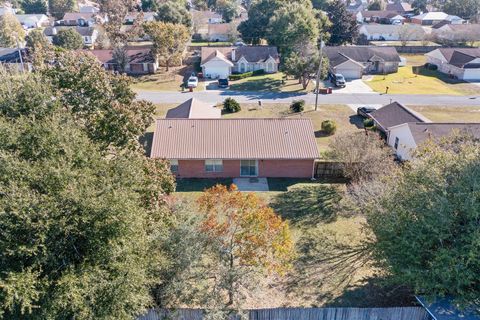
<box><xmin>52</xmin><ymin>28</ymin><xmax>84</xmax><ymax>50</ymax></box>
<box><xmin>21</xmin><ymin>0</ymin><xmax>48</xmax><ymax>13</ymax></box>
<box><xmin>48</xmin><ymin>0</ymin><xmax>76</xmax><ymax>19</ymax></box>
<box><xmin>326</xmin><ymin>0</ymin><xmax>358</xmax><ymax>45</ymax></box>
<box><xmin>0</xmin><ymin>12</ymin><xmax>25</xmax><ymax>47</ymax></box>
<box><xmin>156</xmin><ymin>1</ymin><xmax>192</xmax><ymax>28</ymax></box>
<box><xmin>443</xmin><ymin>0</ymin><xmax>480</xmax><ymax>19</ymax></box>
<box><xmin>25</xmin><ymin>28</ymin><xmax>50</xmax><ymax>51</ymax></box>
<box><xmin>362</xmin><ymin>134</ymin><xmax>480</xmax><ymax>306</ymax></box>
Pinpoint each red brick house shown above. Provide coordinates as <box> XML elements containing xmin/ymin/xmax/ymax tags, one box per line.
<box><xmin>150</xmin><ymin>118</ymin><xmax>319</xmax><ymax>178</ymax></box>
<box><xmin>87</xmin><ymin>48</ymin><xmax>158</xmax><ymax>75</ymax></box>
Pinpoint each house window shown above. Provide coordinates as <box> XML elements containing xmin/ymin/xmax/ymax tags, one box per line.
<box><xmin>394</xmin><ymin>137</ymin><xmax>399</xmax><ymax>150</ymax></box>
<box><xmin>240</xmin><ymin>160</ymin><xmax>258</xmax><ymax>176</ymax></box>
<box><xmin>170</xmin><ymin>159</ymin><xmax>178</xmax><ymax>173</ymax></box>
<box><xmin>143</xmin><ymin>63</ymin><xmax>148</xmax><ymax>72</ymax></box>
<box><xmin>205</xmin><ymin>159</ymin><xmax>223</xmax><ymax>172</ymax></box>
<box><xmin>84</xmin><ymin>36</ymin><xmax>89</xmax><ymax>42</ymax></box>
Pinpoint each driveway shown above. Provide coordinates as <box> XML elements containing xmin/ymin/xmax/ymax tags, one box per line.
<box><xmin>319</xmin><ymin>78</ymin><xmax>374</xmax><ymax>94</ymax></box>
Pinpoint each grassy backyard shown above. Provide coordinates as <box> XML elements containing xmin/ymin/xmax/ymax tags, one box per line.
<box><xmin>229</xmin><ymin>73</ymin><xmax>315</xmax><ymax>93</ymax></box>
<box><xmin>365</xmin><ymin>54</ymin><xmax>479</xmax><ymax>95</ymax></box>
<box><xmin>172</xmin><ymin>178</ymin><xmax>399</xmax><ymax>308</ymax></box>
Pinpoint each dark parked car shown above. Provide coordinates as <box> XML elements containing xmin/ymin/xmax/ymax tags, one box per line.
<box><xmin>329</xmin><ymin>73</ymin><xmax>346</xmax><ymax>88</ymax></box>
<box><xmin>218</xmin><ymin>78</ymin><xmax>229</xmax><ymax>88</ymax></box>
<box><xmin>357</xmin><ymin>106</ymin><xmax>376</xmax><ymax>118</ymax></box>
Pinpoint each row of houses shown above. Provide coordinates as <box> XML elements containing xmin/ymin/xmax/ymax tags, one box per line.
<box><xmin>147</xmin><ymin>98</ymin><xmax>480</xmax><ymax>178</ymax></box>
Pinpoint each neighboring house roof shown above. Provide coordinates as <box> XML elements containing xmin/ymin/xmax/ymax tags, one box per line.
<box><xmin>62</xmin><ymin>12</ymin><xmax>96</xmax><ymax>21</ymax></box>
<box><xmin>435</xmin><ymin>23</ymin><xmax>480</xmax><ymax>37</ymax></box>
<box><xmin>150</xmin><ymin>118</ymin><xmax>320</xmax><ymax>160</ymax></box>
<box><xmin>15</xmin><ymin>14</ymin><xmax>48</xmax><ymax>24</ymax></box>
<box><xmin>360</xmin><ymin>24</ymin><xmax>426</xmax><ymax>39</ymax></box>
<box><xmin>0</xmin><ymin>47</ymin><xmax>28</xmax><ymax>63</ymax></box>
<box><xmin>370</xmin><ymin>101</ymin><xmax>430</xmax><ymax>131</ymax></box>
<box><xmin>87</xmin><ymin>48</ymin><xmax>156</xmax><ymax>64</ymax></box>
<box><xmin>386</xmin><ymin>2</ymin><xmax>413</xmax><ymax>12</ymax></box>
<box><xmin>405</xmin><ymin>122</ymin><xmax>480</xmax><ymax>145</ymax></box>
<box><xmin>361</xmin><ymin>10</ymin><xmax>401</xmax><ymax>19</ymax></box>
<box><xmin>325</xmin><ymin>46</ymin><xmax>401</xmax><ymax>67</ymax></box>
<box><xmin>166</xmin><ymin>98</ymin><xmax>221</xmax><ymax>119</ymax></box>
<box><xmin>201</xmin><ymin>46</ymin><xmax>280</xmax><ymax>64</ymax></box>
<box><xmin>44</xmin><ymin>26</ymin><xmax>96</xmax><ymax>37</ymax></box>
<box><xmin>416</xmin><ymin>296</ymin><xmax>480</xmax><ymax>320</ymax></box>
<box><xmin>432</xmin><ymin>48</ymin><xmax>480</xmax><ymax>68</ymax></box>
<box><xmin>413</xmin><ymin>11</ymin><xmax>449</xmax><ymax>20</ymax></box>
<box><xmin>208</xmin><ymin>23</ymin><xmax>230</xmax><ymax>35</ymax></box>
<box><xmin>124</xmin><ymin>11</ymin><xmax>156</xmax><ymax>21</ymax></box>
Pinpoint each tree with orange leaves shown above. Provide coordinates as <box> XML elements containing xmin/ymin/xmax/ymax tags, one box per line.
<box><xmin>197</xmin><ymin>184</ymin><xmax>294</xmax><ymax>307</ymax></box>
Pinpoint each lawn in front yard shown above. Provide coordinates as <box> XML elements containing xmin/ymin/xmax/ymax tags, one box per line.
<box><xmin>365</xmin><ymin>54</ymin><xmax>479</xmax><ymax>95</ymax></box>
<box><xmin>408</xmin><ymin>105</ymin><xmax>480</xmax><ymax>122</ymax></box>
<box><xmin>130</xmin><ymin>69</ymin><xmax>205</xmax><ymax>92</ymax></box>
<box><xmin>229</xmin><ymin>72</ymin><xmax>315</xmax><ymax>92</ymax></box>
<box><xmin>222</xmin><ymin>103</ymin><xmax>363</xmax><ymax>152</ymax></box>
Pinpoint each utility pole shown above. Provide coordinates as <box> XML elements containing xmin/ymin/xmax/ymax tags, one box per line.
<box><xmin>14</xmin><ymin>33</ymin><xmax>25</xmax><ymax>73</ymax></box>
<box><xmin>314</xmin><ymin>40</ymin><xmax>325</xmax><ymax>111</ymax></box>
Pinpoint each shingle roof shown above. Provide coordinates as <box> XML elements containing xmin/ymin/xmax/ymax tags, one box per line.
<box><xmin>361</xmin><ymin>10</ymin><xmax>400</xmax><ymax>19</ymax></box>
<box><xmin>44</xmin><ymin>26</ymin><xmax>96</xmax><ymax>37</ymax></box>
<box><xmin>324</xmin><ymin>46</ymin><xmax>401</xmax><ymax>67</ymax></box>
<box><xmin>87</xmin><ymin>48</ymin><xmax>155</xmax><ymax>64</ymax></box>
<box><xmin>386</xmin><ymin>2</ymin><xmax>412</xmax><ymax>12</ymax></box>
<box><xmin>370</xmin><ymin>101</ymin><xmax>430</xmax><ymax>131</ymax></box>
<box><xmin>413</xmin><ymin>11</ymin><xmax>449</xmax><ymax>20</ymax></box>
<box><xmin>62</xmin><ymin>12</ymin><xmax>96</xmax><ymax>21</ymax></box>
<box><xmin>208</xmin><ymin>23</ymin><xmax>230</xmax><ymax>35</ymax></box>
<box><xmin>360</xmin><ymin>24</ymin><xmax>426</xmax><ymax>40</ymax></box>
<box><xmin>436</xmin><ymin>48</ymin><xmax>480</xmax><ymax>67</ymax></box>
<box><xmin>407</xmin><ymin>122</ymin><xmax>480</xmax><ymax>145</ymax></box>
<box><xmin>150</xmin><ymin>118</ymin><xmax>320</xmax><ymax>160</ymax></box>
<box><xmin>0</xmin><ymin>47</ymin><xmax>28</xmax><ymax>63</ymax></box>
<box><xmin>201</xmin><ymin>46</ymin><xmax>280</xmax><ymax>64</ymax></box>
<box><xmin>165</xmin><ymin>98</ymin><xmax>221</xmax><ymax>118</ymax></box>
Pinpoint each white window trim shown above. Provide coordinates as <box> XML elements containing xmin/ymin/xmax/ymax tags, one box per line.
<box><xmin>240</xmin><ymin>159</ymin><xmax>258</xmax><ymax>177</ymax></box>
<box><xmin>205</xmin><ymin>159</ymin><xmax>223</xmax><ymax>172</ymax></box>
<box><xmin>170</xmin><ymin>159</ymin><xmax>178</xmax><ymax>173</ymax></box>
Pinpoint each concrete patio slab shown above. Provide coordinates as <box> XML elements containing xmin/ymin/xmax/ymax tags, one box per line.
<box><xmin>233</xmin><ymin>177</ymin><xmax>269</xmax><ymax>192</ymax></box>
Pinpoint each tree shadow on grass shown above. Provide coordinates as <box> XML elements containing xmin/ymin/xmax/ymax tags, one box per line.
<box><xmin>139</xmin><ymin>132</ymin><xmax>154</xmax><ymax>156</ymax></box>
<box><xmin>270</xmin><ymin>184</ymin><xmax>342</xmax><ymax>225</ymax></box>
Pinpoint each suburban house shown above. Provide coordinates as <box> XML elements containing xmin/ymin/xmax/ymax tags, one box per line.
<box><xmin>207</xmin><ymin>23</ymin><xmax>231</xmax><ymax>42</ymax></box>
<box><xmin>346</xmin><ymin>0</ymin><xmax>366</xmax><ymax>13</ymax></box>
<box><xmin>411</xmin><ymin>12</ymin><xmax>465</xmax><ymax>25</ymax></box>
<box><xmin>87</xmin><ymin>48</ymin><xmax>158</xmax><ymax>74</ymax></box>
<box><xmin>15</xmin><ymin>14</ymin><xmax>49</xmax><ymax>28</ymax></box>
<box><xmin>79</xmin><ymin>5</ymin><xmax>100</xmax><ymax>13</ymax></box>
<box><xmin>191</xmin><ymin>10</ymin><xmax>223</xmax><ymax>38</ymax></box>
<box><xmin>57</xmin><ymin>12</ymin><xmax>103</xmax><ymax>26</ymax></box>
<box><xmin>385</xmin><ymin>2</ymin><xmax>414</xmax><ymax>15</ymax></box>
<box><xmin>44</xmin><ymin>26</ymin><xmax>98</xmax><ymax>47</ymax></box>
<box><xmin>359</xmin><ymin>10</ymin><xmax>405</xmax><ymax>24</ymax></box>
<box><xmin>432</xmin><ymin>24</ymin><xmax>480</xmax><ymax>43</ymax></box>
<box><xmin>124</xmin><ymin>12</ymin><xmax>156</xmax><ymax>24</ymax></box>
<box><xmin>387</xmin><ymin>122</ymin><xmax>480</xmax><ymax>160</ymax></box>
<box><xmin>200</xmin><ymin>46</ymin><xmax>280</xmax><ymax>79</ymax></box>
<box><xmin>425</xmin><ymin>48</ymin><xmax>480</xmax><ymax>80</ymax></box>
<box><xmin>166</xmin><ymin>98</ymin><xmax>221</xmax><ymax>118</ymax></box>
<box><xmin>369</xmin><ymin>101</ymin><xmax>430</xmax><ymax>134</ymax></box>
<box><xmin>150</xmin><ymin>118</ymin><xmax>319</xmax><ymax>178</ymax></box>
<box><xmin>359</xmin><ymin>24</ymin><xmax>427</xmax><ymax>41</ymax></box>
<box><xmin>0</xmin><ymin>48</ymin><xmax>31</xmax><ymax>72</ymax></box>
<box><xmin>324</xmin><ymin>46</ymin><xmax>401</xmax><ymax>79</ymax></box>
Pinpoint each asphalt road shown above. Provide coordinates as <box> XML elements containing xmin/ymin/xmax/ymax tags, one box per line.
<box><xmin>136</xmin><ymin>90</ymin><xmax>480</xmax><ymax>106</ymax></box>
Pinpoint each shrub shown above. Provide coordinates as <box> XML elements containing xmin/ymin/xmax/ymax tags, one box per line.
<box><xmin>223</xmin><ymin>98</ymin><xmax>241</xmax><ymax>113</ymax></box>
<box><xmin>321</xmin><ymin>120</ymin><xmax>337</xmax><ymax>135</ymax></box>
<box><xmin>290</xmin><ymin>100</ymin><xmax>305</xmax><ymax>113</ymax></box>
<box><xmin>363</xmin><ymin>118</ymin><xmax>374</xmax><ymax>128</ymax></box>
<box><xmin>229</xmin><ymin>69</ymin><xmax>264</xmax><ymax>80</ymax></box>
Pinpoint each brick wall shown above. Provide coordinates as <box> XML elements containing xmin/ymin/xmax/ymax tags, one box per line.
<box><xmin>175</xmin><ymin>159</ymin><xmax>315</xmax><ymax>178</ymax></box>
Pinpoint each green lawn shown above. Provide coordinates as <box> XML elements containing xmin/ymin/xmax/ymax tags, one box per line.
<box><xmin>365</xmin><ymin>55</ymin><xmax>479</xmax><ymax>95</ymax></box>
<box><xmin>408</xmin><ymin>105</ymin><xmax>480</xmax><ymax>122</ymax></box>
<box><xmin>172</xmin><ymin>179</ymin><xmax>385</xmax><ymax>308</ymax></box>
<box><xmin>131</xmin><ymin>72</ymin><xmax>205</xmax><ymax>92</ymax></box>
<box><xmin>229</xmin><ymin>73</ymin><xmax>315</xmax><ymax>92</ymax></box>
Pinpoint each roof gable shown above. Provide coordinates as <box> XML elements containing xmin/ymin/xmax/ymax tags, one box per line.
<box><xmin>370</xmin><ymin>101</ymin><xmax>430</xmax><ymax>131</ymax></box>
<box><xmin>325</xmin><ymin>46</ymin><xmax>401</xmax><ymax>67</ymax></box>
<box><xmin>166</xmin><ymin>98</ymin><xmax>221</xmax><ymax>119</ymax></box>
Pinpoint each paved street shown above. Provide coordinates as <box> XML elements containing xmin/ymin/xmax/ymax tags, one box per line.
<box><xmin>136</xmin><ymin>89</ymin><xmax>480</xmax><ymax>106</ymax></box>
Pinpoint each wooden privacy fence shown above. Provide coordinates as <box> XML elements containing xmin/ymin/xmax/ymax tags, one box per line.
<box><xmin>138</xmin><ymin>307</ymin><xmax>429</xmax><ymax>320</ymax></box>
<box><xmin>314</xmin><ymin>161</ymin><xmax>344</xmax><ymax>178</ymax></box>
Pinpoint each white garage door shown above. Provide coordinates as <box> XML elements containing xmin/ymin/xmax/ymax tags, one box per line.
<box><xmin>204</xmin><ymin>65</ymin><xmax>230</xmax><ymax>79</ymax></box>
<box><xmin>462</xmin><ymin>69</ymin><xmax>480</xmax><ymax>81</ymax></box>
<box><xmin>336</xmin><ymin>67</ymin><xmax>362</xmax><ymax>79</ymax></box>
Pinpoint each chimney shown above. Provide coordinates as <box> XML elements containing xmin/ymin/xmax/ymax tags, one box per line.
<box><xmin>231</xmin><ymin>48</ymin><xmax>236</xmax><ymax>61</ymax></box>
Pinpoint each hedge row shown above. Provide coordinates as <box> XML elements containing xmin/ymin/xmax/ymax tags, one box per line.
<box><xmin>229</xmin><ymin>69</ymin><xmax>265</xmax><ymax>80</ymax></box>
